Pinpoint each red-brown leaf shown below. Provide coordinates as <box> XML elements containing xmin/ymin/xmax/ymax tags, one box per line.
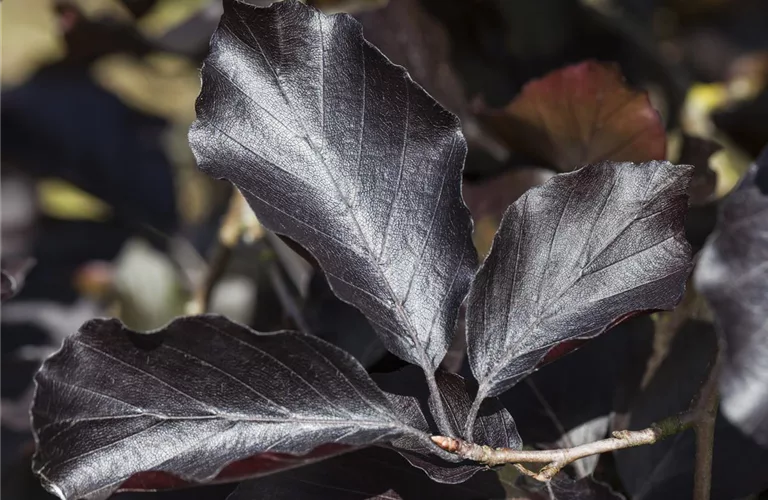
<box><xmin>478</xmin><ymin>61</ymin><xmax>667</xmax><ymax>172</ymax></box>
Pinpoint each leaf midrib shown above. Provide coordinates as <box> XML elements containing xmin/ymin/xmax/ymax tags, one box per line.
<box><xmin>220</xmin><ymin>10</ymin><xmax>431</xmax><ymax>362</ymax></box>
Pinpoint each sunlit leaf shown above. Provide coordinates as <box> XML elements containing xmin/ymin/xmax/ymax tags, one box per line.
<box><xmin>32</xmin><ymin>315</ymin><xmax>445</xmax><ymax>500</ymax></box>
<box><xmin>466</xmin><ymin>161</ymin><xmax>691</xmax><ymax>404</ymax></box>
<box><xmin>189</xmin><ymin>0</ymin><xmax>476</xmax><ymax>374</ymax></box>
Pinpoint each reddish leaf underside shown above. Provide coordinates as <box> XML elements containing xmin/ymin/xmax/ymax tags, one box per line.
<box><xmin>478</xmin><ymin>60</ymin><xmax>667</xmax><ymax>172</ymax></box>
<box><xmin>118</xmin><ymin>444</ymin><xmax>351</xmax><ymax>493</ymax></box>
<box><xmin>538</xmin><ymin>310</ymin><xmax>655</xmax><ymax>367</ymax></box>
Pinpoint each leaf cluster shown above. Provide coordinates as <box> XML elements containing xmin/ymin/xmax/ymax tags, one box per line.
<box><xmin>35</xmin><ymin>1</ymin><xmax>763</xmax><ymax>499</ymax></box>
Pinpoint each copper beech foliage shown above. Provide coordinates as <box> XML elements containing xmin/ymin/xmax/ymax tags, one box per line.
<box><xmin>31</xmin><ymin>1</ymin><xmax>695</xmax><ymax>499</ymax></box>
<box><xmin>465</xmin><ymin>61</ymin><xmax>669</xmax><ymax>254</ymax></box>
<box><xmin>477</xmin><ymin>61</ymin><xmax>667</xmax><ymax>172</ymax></box>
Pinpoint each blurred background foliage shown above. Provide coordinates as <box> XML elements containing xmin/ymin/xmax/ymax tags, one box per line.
<box><xmin>3</xmin><ymin>0</ymin><xmax>768</xmax><ymax>498</ymax></box>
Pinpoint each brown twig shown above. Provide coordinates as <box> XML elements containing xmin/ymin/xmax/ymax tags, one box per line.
<box><xmin>187</xmin><ymin>191</ymin><xmax>262</xmax><ymax>315</ymax></box>
<box><xmin>432</xmin><ymin>411</ymin><xmax>697</xmax><ymax>481</ymax></box>
<box><xmin>692</xmin><ymin>350</ymin><xmax>722</xmax><ymax>500</ymax></box>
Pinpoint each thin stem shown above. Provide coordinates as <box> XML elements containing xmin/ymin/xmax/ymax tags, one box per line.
<box><xmin>464</xmin><ymin>387</ymin><xmax>488</xmax><ymax>439</ymax></box>
<box><xmin>433</xmin><ymin>411</ymin><xmax>696</xmax><ymax>480</ymax></box>
<box><xmin>267</xmin><ymin>265</ymin><xmax>312</xmax><ymax>334</ymax></box>
<box><xmin>187</xmin><ymin>191</ymin><xmax>260</xmax><ymax>315</ymax></box>
<box><xmin>188</xmin><ymin>243</ymin><xmax>233</xmax><ymax>315</ymax></box>
<box><xmin>692</xmin><ymin>350</ymin><xmax>722</xmax><ymax>500</ymax></box>
<box><xmin>424</xmin><ymin>369</ymin><xmax>455</xmax><ymax>438</ymax></box>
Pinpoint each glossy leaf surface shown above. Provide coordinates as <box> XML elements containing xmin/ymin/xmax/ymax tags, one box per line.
<box><xmin>478</xmin><ymin>61</ymin><xmax>666</xmax><ymax>172</ymax></box>
<box><xmin>467</xmin><ymin>161</ymin><xmax>692</xmax><ymax>400</ymax></box>
<box><xmin>695</xmin><ymin>149</ymin><xmax>768</xmax><ymax>447</ymax></box>
<box><xmin>189</xmin><ymin>0</ymin><xmax>476</xmax><ymax>371</ymax></box>
<box><xmin>463</xmin><ymin>168</ymin><xmax>555</xmax><ymax>255</ymax></box>
<box><xmin>32</xmin><ymin>315</ymin><xmax>437</xmax><ymax>500</ymax></box>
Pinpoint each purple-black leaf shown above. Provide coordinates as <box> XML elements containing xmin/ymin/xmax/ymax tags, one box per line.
<box><xmin>374</xmin><ymin>366</ymin><xmax>521</xmax><ymax>483</ymax></box>
<box><xmin>189</xmin><ymin>0</ymin><xmax>476</xmax><ymax>374</ymax></box>
<box><xmin>31</xmin><ymin>315</ymin><xmax>447</xmax><ymax>500</ymax></box>
<box><xmin>466</xmin><ymin>161</ymin><xmax>692</xmax><ymax>403</ymax></box>
<box><xmin>227</xmin><ymin>447</ymin><xmax>506</xmax><ymax>499</ymax></box>
<box><xmin>695</xmin><ymin>148</ymin><xmax>768</xmax><ymax>448</ymax></box>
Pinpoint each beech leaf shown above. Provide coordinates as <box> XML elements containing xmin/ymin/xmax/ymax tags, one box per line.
<box><xmin>31</xmin><ymin>315</ymin><xmax>441</xmax><ymax>500</ymax></box>
<box><xmin>189</xmin><ymin>0</ymin><xmax>476</xmax><ymax>372</ymax></box>
<box><xmin>466</xmin><ymin>161</ymin><xmax>692</xmax><ymax>402</ymax></box>
<box><xmin>478</xmin><ymin>61</ymin><xmax>667</xmax><ymax>172</ymax></box>
<box><xmin>695</xmin><ymin>149</ymin><xmax>768</xmax><ymax>447</ymax></box>
<box><xmin>463</xmin><ymin>168</ymin><xmax>555</xmax><ymax>255</ymax></box>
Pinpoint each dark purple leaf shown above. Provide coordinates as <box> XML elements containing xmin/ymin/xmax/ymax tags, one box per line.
<box><xmin>374</xmin><ymin>365</ymin><xmax>521</xmax><ymax>483</ymax></box>
<box><xmin>227</xmin><ymin>447</ymin><xmax>507</xmax><ymax>499</ymax></box>
<box><xmin>0</xmin><ymin>258</ymin><xmax>35</xmax><ymax>302</ymax></box>
<box><xmin>695</xmin><ymin>148</ymin><xmax>768</xmax><ymax>448</ymax></box>
<box><xmin>614</xmin><ymin>321</ymin><xmax>768</xmax><ymax>499</ymax></box>
<box><xmin>466</xmin><ymin>161</ymin><xmax>692</xmax><ymax>404</ymax></box>
<box><xmin>32</xmin><ymin>315</ymin><xmax>448</xmax><ymax>500</ymax></box>
<box><xmin>518</xmin><ymin>474</ymin><xmax>625</xmax><ymax>500</ymax></box>
<box><xmin>189</xmin><ymin>0</ymin><xmax>476</xmax><ymax>374</ymax></box>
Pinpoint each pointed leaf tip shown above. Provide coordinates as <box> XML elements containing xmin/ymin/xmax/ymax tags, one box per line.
<box><xmin>191</xmin><ymin>0</ymin><xmax>476</xmax><ymax>373</ymax></box>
